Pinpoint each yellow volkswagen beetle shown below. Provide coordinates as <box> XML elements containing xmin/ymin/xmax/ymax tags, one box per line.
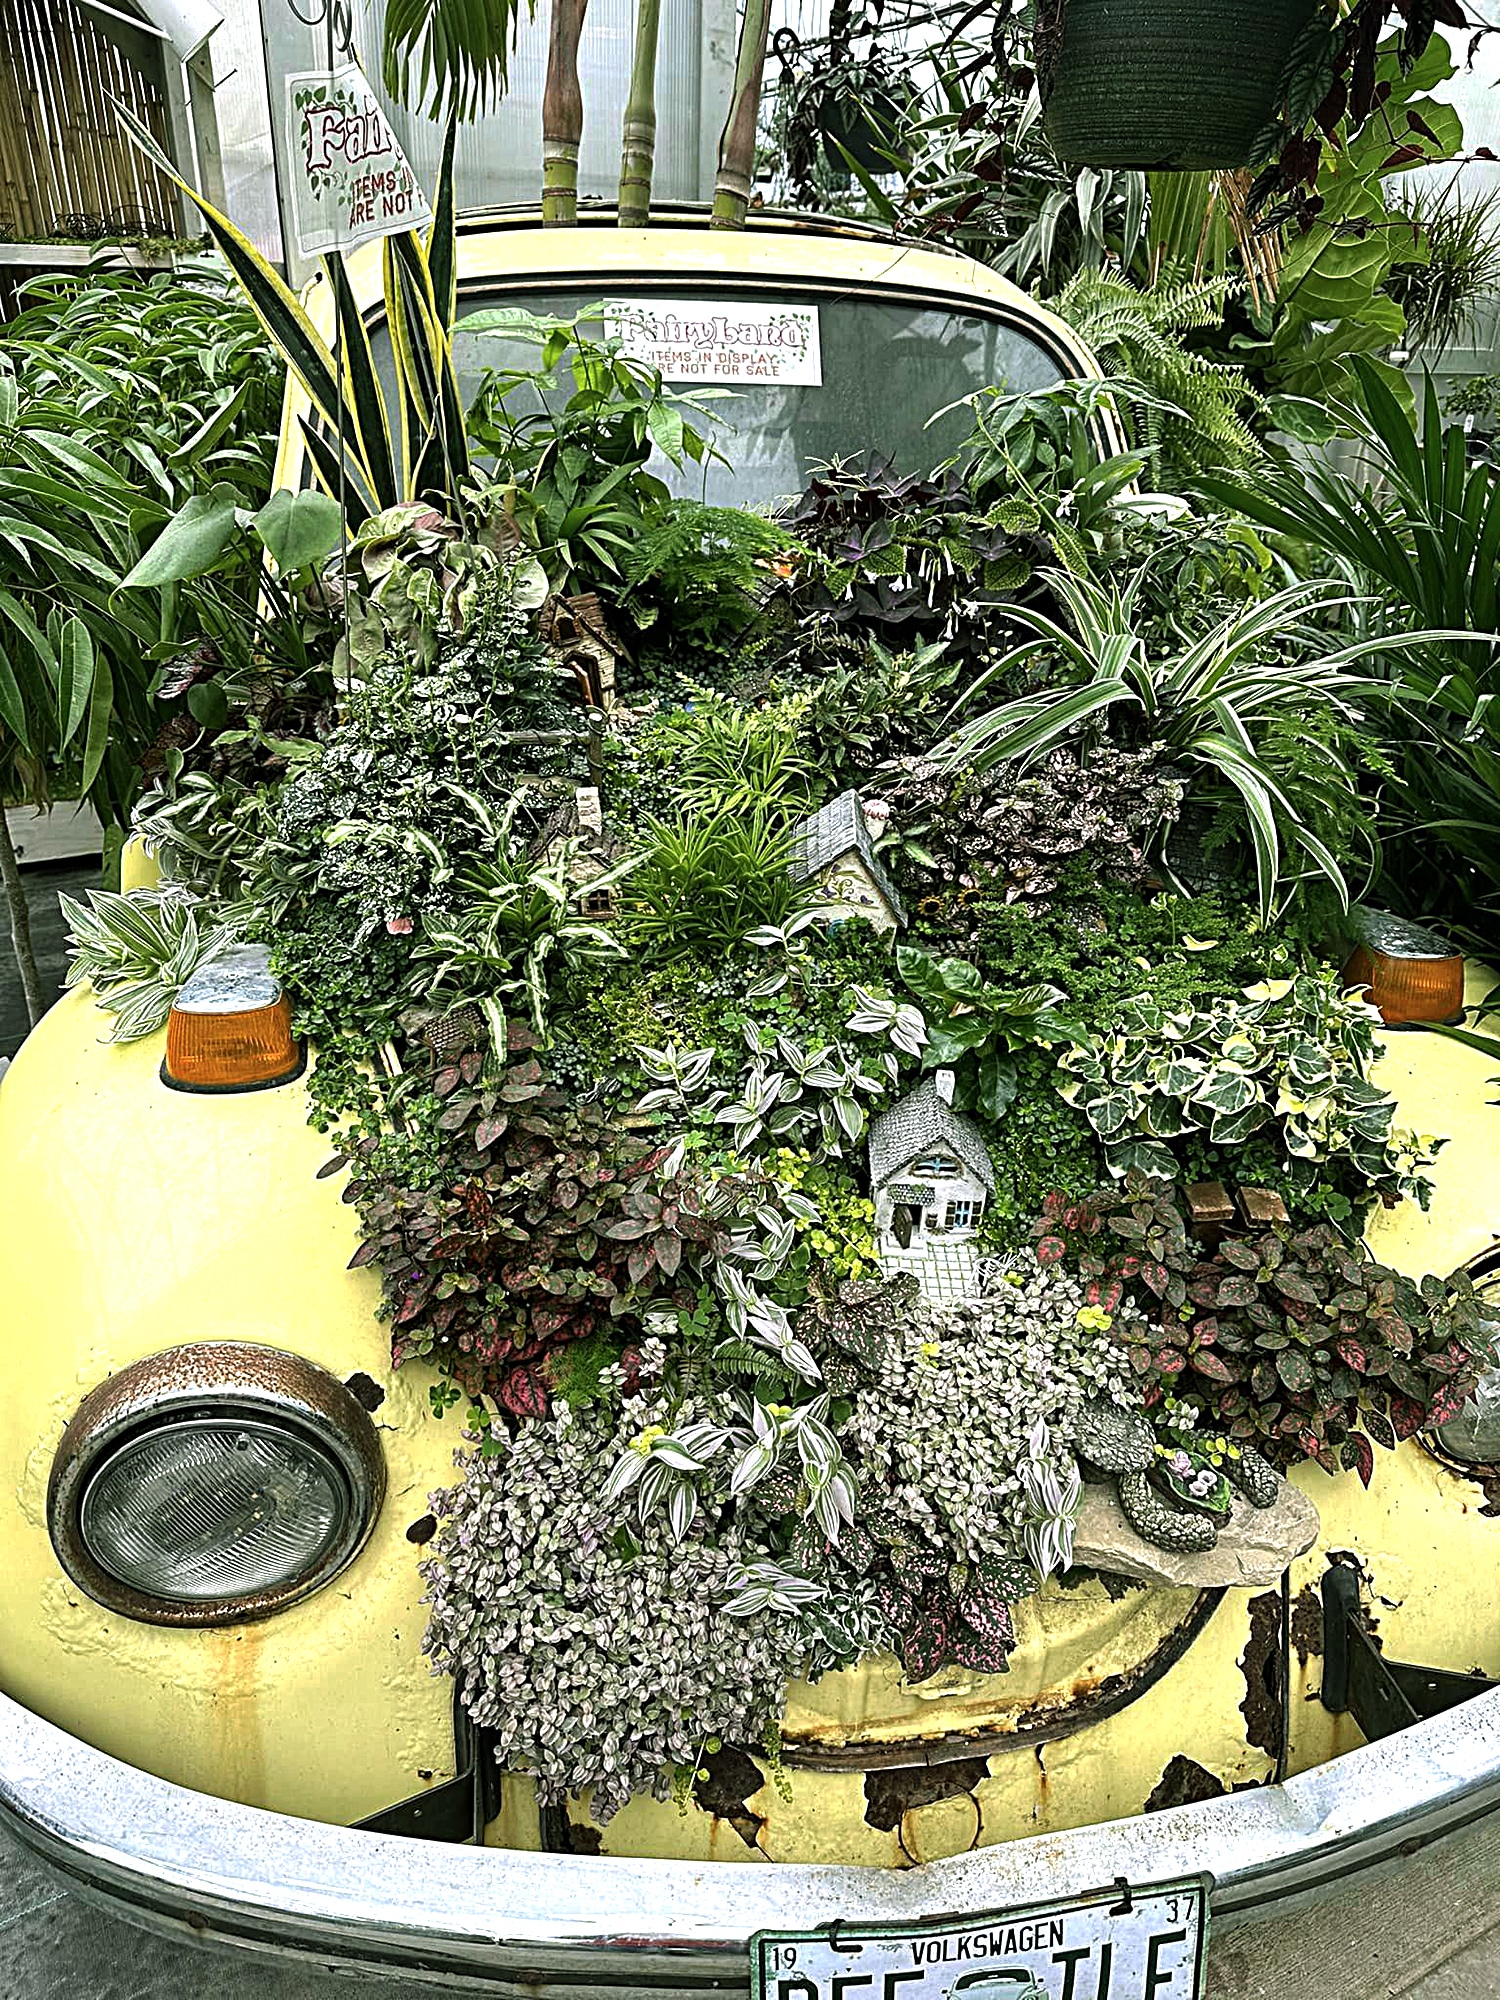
<box><xmin>1</xmin><ymin>207</ymin><xmax>1498</xmax><ymax>1997</ymax></box>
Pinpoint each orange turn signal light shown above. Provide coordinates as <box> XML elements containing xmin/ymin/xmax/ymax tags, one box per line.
<box><xmin>1342</xmin><ymin>909</ymin><xmax>1465</xmax><ymax>1029</ymax></box>
<box><xmin>163</xmin><ymin>946</ymin><xmax>303</xmax><ymax>1093</ymax></box>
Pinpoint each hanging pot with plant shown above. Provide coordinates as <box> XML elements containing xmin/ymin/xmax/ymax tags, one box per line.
<box><xmin>809</xmin><ymin>62</ymin><xmax>915</xmax><ymax>178</ymax></box>
<box><xmin>1036</xmin><ymin>0</ymin><xmax>1321</xmax><ymax>171</ymax></box>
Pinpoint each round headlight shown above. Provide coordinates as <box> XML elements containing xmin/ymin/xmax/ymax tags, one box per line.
<box><xmin>1431</xmin><ymin>1383</ymin><xmax>1500</xmax><ymax>1467</ymax></box>
<box><xmin>49</xmin><ymin>1344</ymin><xmax>386</xmax><ymax>1626</ymax></box>
<box><xmin>1427</xmin><ymin>1250</ymin><xmax>1500</xmax><ymax>1471</ymax></box>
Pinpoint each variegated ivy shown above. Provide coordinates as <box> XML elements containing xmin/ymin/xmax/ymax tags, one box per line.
<box><xmin>1055</xmin><ymin>970</ymin><xmax>1440</xmax><ymax>1204</ymax></box>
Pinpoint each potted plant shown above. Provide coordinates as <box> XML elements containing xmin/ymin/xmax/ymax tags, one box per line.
<box><xmin>1036</xmin><ymin>0</ymin><xmax>1320</xmax><ymax>170</ymax></box>
<box><xmin>1037</xmin><ymin>0</ymin><xmax>1464</xmax><ymax>176</ymax></box>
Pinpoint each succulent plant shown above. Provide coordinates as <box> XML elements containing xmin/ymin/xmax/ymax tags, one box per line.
<box><xmin>1116</xmin><ymin>1470</ymin><xmax>1220</xmax><ymax>1553</ymax></box>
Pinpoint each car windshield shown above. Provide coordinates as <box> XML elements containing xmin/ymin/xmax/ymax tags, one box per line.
<box><xmin>374</xmin><ymin>284</ymin><xmax>1068</xmax><ymax>511</ymax></box>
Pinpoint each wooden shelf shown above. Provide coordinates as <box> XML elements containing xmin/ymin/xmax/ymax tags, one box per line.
<box><xmin>0</xmin><ymin>242</ymin><xmax>176</xmax><ymax>268</ymax></box>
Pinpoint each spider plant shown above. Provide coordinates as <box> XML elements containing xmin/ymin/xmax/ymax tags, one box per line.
<box><xmin>1202</xmin><ymin>358</ymin><xmax>1500</xmax><ymax>942</ymax></box>
<box><xmin>622</xmin><ymin>808</ymin><xmax>808</xmax><ymax>963</ymax></box>
<box><xmin>937</xmin><ymin>567</ymin><xmax>1457</xmax><ymax>918</ymax></box>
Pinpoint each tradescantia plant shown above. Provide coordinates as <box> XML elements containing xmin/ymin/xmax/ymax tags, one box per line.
<box><xmin>59</xmin><ymin>888</ymin><xmax>242</xmax><ymax>1043</ymax></box>
<box><xmin>1055</xmin><ymin>970</ymin><xmax>1439</xmax><ymax>1204</ymax></box>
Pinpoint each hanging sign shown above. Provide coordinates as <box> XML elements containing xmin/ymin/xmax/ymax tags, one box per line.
<box><xmin>284</xmin><ymin>64</ymin><xmax>432</xmax><ymax>258</ymax></box>
<box><xmin>603</xmin><ymin>298</ymin><xmax>823</xmax><ymax>386</ymax></box>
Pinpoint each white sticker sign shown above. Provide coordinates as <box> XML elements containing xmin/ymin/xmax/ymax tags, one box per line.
<box><xmin>285</xmin><ymin>64</ymin><xmax>432</xmax><ymax>258</ymax></box>
<box><xmin>604</xmin><ymin>298</ymin><xmax>822</xmax><ymax>386</ymax></box>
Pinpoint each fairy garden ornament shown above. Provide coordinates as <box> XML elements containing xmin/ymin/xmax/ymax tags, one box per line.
<box><xmin>791</xmin><ymin>788</ymin><xmax>907</xmax><ymax>932</ymax></box>
<box><xmin>867</xmin><ymin>1071</ymin><xmax>993</xmax><ymax>1303</ymax></box>
<box><xmin>1068</xmin><ymin>1395</ymin><xmax>1319</xmax><ymax>1588</ymax></box>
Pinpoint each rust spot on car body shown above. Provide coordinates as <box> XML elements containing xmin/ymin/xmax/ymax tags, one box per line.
<box><xmin>1239</xmin><ymin>1590</ymin><xmax>1283</xmax><ymax>1757</ymax></box>
<box><xmin>693</xmin><ymin>1746</ymin><xmax>766</xmax><ymax>1850</ymax></box>
<box><xmin>864</xmin><ymin>1756</ymin><xmax>990</xmax><ymax>1832</ymax></box>
<box><xmin>783</xmin><ymin>1590</ymin><xmax>1226</xmax><ymax>1771</ymax></box>
<box><xmin>1144</xmin><ymin>1755</ymin><xmax>1227</xmax><ymax>1812</ymax></box>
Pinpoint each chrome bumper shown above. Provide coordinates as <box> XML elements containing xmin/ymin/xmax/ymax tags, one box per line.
<box><xmin>3</xmin><ymin>1686</ymin><xmax>1500</xmax><ymax>1994</ymax></box>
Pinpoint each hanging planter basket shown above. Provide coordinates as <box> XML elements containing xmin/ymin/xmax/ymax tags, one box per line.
<box><xmin>1037</xmin><ymin>0</ymin><xmax>1320</xmax><ymax>171</ymax></box>
<box><xmin>813</xmin><ymin>74</ymin><xmax>916</xmax><ymax>176</ymax></box>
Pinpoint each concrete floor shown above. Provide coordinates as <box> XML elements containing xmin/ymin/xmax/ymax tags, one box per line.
<box><xmin>0</xmin><ymin>860</ymin><xmax>101</xmax><ymax>1061</ymax></box>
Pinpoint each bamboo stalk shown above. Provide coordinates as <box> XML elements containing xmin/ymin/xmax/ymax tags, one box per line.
<box><xmin>710</xmin><ymin>0</ymin><xmax>772</xmax><ymax>232</ymax></box>
<box><xmin>617</xmin><ymin>0</ymin><xmax>661</xmax><ymax>229</ymax></box>
<box><xmin>542</xmin><ymin>0</ymin><xmax>589</xmax><ymax>228</ymax></box>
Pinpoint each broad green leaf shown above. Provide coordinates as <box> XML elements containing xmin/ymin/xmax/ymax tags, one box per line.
<box><xmin>56</xmin><ymin>616</ymin><xmax>95</xmax><ymax>751</ymax></box>
<box><xmin>79</xmin><ymin>651</ymin><xmax>113</xmax><ymax>793</ymax></box>
<box><xmin>253</xmin><ymin>489</ymin><xmax>344</xmax><ymax>574</ymax></box>
<box><xmin>122</xmin><ymin>487</ymin><xmax>240</xmax><ymax>586</ymax></box>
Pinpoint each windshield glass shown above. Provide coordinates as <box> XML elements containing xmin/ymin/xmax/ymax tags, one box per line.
<box><xmin>401</xmin><ymin>286</ymin><xmax>1069</xmax><ymax>511</ymax></box>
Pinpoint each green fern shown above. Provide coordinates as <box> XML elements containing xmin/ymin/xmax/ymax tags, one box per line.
<box><xmin>1051</xmin><ymin>270</ymin><xmax>1266</xmax><ymax>480</ymax></box>
<box><xmin>623</xmin><ymin>501</ymin><xmax>793</xmax><ymax>646</ymax></box>
<box><xmin>710</xmin><ymin>1340</ymin><xmax>798</xmax><ymax>1391</ymax></box>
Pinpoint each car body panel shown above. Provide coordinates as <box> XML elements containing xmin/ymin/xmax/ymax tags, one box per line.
<box><xmin>1</xmin><ymin>954</ymin><xmax>1495</xmax><ymax>1853</ymax></box>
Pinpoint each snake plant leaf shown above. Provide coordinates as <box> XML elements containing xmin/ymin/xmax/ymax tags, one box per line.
<box><xmin>112</xmin><ymin>98</ymin><xmax>344</xmax><ymax>443</ymax></box>
<box><xmin>325</xmin><ymin>252</ymin><xmax>399</xmax><ymax>513</ymax></box>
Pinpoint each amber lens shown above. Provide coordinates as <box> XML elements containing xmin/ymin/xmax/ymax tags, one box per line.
<box><xmin>165</xmin><ymin>996</ymin><xmax>301</xmax><ymax>1090</ymax></box>
<box><xmin>1343</xmin><ymin>946</ymin><xmax>1465</xmax><ymax>1027</ymax></box>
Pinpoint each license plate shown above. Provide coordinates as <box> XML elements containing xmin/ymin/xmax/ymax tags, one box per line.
<box><xmin>750</xmin><ymin>1875</ymin><xmax>1209</xmax><ymax>2000</ymax></box>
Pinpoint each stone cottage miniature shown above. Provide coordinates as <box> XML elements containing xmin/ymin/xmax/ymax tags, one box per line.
<box><xmin>791</xmin><ymin>790</ymin><xmax>906</xmax><ymax>931</ymax></box>
<box><xmin>867</xmin><ymin>1073</ymin><xmax>994</xmax><ymax>1302</ymax></box>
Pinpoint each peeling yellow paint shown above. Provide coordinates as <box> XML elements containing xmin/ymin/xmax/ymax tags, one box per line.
<box><xmin>2</xmin><ymin>880</ymin><xmax>1497</xmax><ymax>1859</ymax></box>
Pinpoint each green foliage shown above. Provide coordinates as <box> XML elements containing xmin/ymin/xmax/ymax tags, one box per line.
<box><xmin>620</xmin><ymin>808</ymin><xmax>808</xmax><ymax>963</ymax></box>
<box><xmin>969</xmin><ymin>872</ymin><xmax>1301</xmax><ymax>1021</ymax></box>
<box><xmin>1254</xmin><ymin>38</ymin><xmax>1464</xmax><ymax>405</ymax></box>
<box><xmin>1204</xmin><ymin>359</ymin><xmax>1500</xmax><ymax>945</ymax></box>
<box><xmin>465</xmin><ymin>310</ymin><xmax>724</xmax><ymax>596</ymax></box>
<box><xmin>119</xmin><ymin>104</ymin><xmax>468</xmax><ymax>524</ymax></box>
<box><xmin>411</xmin><ymin>804</ymin><xmax>634</xmax><ymax>1042</ymax></box>
<box><xmin>1051</xmin><ymin>270</ymin><xmax>1265</xmax><ymax>479</ymax></box>
<box><xmin>0</xmin><ymin>264</ymin><xmax>280</xmax><ymax>825</ymax></box>
<box><xmin>939</xmin><ymin>565</ymin><xmax>1404</xmax><ymax>916</ymax></box>
<box><xmin>641</xmin><ymin>696</ymin><xmax>820</xmax><ymax>816</ymax></box>
<box><xmin>622</xmin><ymin>501</ymin><xmax>792</xmax><ymax>648</ymax></box>
<box><xmin>1055</xmin><ymin>971</ymin><xmax>1439</xmax><ymax>1205</ymax></box>
<box><xmin>895</xmin><ymin>942</ymin><xmax>1076</xmax><ymax>1123</ymax></box>
<box><xmin>60</xmin><ymin>887</ymin><xmax>241</xmax><ymax>1042</ymax></box>
<box><xmin>1385</xmin><ymin>184</ymin><xmax>1500</xmax><ymax>356</ymax></box>
<box><xmin>981</xmin><ymin>1048</ymin><xmax>1102</xmax><ymax>1237</ymax></box>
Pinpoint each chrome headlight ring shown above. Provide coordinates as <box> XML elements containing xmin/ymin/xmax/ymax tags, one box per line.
<box><xmin>48</xmin><ymin>1343</ymin><xmax>386</xmax><ymax>1628</ymax></box>
<box><xmin>1425</xmin><ymin>1248</ymin><xmax>1500</xmax><ymax>1475</ymax></box>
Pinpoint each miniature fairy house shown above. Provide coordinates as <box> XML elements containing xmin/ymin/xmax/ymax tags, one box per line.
<box><xmin>867</xmin><ymin>1074</ymin><xmax>994</xmax><ymax>1302</ymax></box>
<box><xmin>792</xmin><ymin>790</ymin><xmax>906</xmax><ymax>931</ymax></box>
<box><xmin>530</xmin><ymin>785</ymin><xmax>624</xmax><ymax>916</ymax></box>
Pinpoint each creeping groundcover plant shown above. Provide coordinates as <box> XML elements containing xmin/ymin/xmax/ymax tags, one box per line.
<box><xmin>66</xmin><ymin>160</ymin><xmax>1500</xmax><ymax>1826</ymax></box>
